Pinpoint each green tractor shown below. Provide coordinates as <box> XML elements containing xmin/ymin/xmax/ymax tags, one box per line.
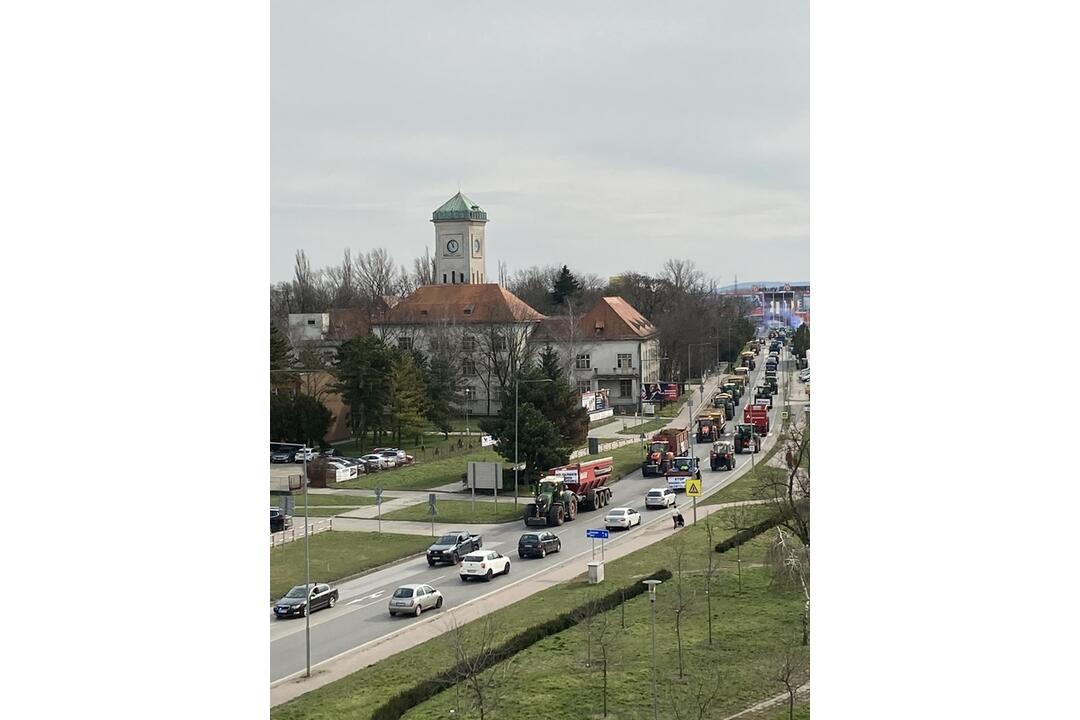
<box><xmin>524</xmin><ymin>477</ymin><xmax>578</xmax><ymax>527</ymax></box>
<box><xmin>732</xmin><ymin>423</ymin><xmax>761</xmax><ymax>454</ymax></box>
<box><xmin>754</xmin><ymin>385</ymin><xmax>773</xmax><ymax>409</ymax></box>
<box><xmin>763</xmin><ymin>376</ymin><xmax>779</xmax><ymax>396</ymax></box>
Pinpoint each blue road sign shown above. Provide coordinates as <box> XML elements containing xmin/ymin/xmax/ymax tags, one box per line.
<box><xmin>586</xmin><ymin>529</ymin><xmax>610</xmax><ymax>539</ymax></box>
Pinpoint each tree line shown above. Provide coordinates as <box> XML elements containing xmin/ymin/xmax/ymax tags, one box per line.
<box><xmin>272</xmin><ymin>250</ymin><xmax>758</xmax><ymax>380</ymax></box>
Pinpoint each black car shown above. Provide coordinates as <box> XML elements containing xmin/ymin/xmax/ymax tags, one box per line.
<box><xmin>270</xmin><ymin>508</ymin><xmax>292</xmax><ymax>532</ymax></box>
<box><xmin>518</xmin><ymin>531</ymin><xmax>562</xmax><ymax>559</ymax></box>
<box><xmin>273</xmin><ymin>583</ymin><xmax>338</xmax><ymax>618</ymax></box>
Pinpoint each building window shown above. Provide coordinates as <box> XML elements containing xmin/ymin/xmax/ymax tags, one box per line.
<box><xmin>443</xmin><ymin>273</ymin><xmax>447</xmax><ymax>283</ymax></box>
<box><xmin>617</xmin><ymin>353</ymin><xmax>633</xmax><ymax>369</ymax></box>
<box><xmin>462</xmin><ymin>335</ymin><xmax>476</xmax><ymax>353</ymax></box>
<box><xmin>619</xmin><ymin>379</ymin><xmax>633</xmax><ymax>397</ymax></box>
<box><xmin>576</xmin><ymin>354</ymin><xmax>591</xmax><ymax>369</ymax></box>
<box><xmin>398</xmin><ymin>336</ymin><xmax>413</xmax><ymax>350</ymax></box>
<box><xmin>492</xmin><ymin>333</ymin><xmax>506</xmax><ymax>352</ymax></box>
<box><xmin>577</xmin><ymin>381</ymin><xmax>592</xmax><ymax>394</ymax></box>
<box><xmin>462</xmin><ymin>359</ymin><xmax>477</xmax><ymax>376</ymax></box>
<box><xmin>307</xmin><ymin>319</ymin><xmax>316</xmax><ymax>326</ymax></box>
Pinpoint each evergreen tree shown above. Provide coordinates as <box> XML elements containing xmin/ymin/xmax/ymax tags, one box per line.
<box><xmin>538</xmin><ymin>344</ymin><xmax>562</xmax><ymax>381</ymax></box>
<box><xmin>333</xmin><ymin>335</ymin><xmax>395</xmax><ymax>445</ymax></box>
<box><xmin>389</xmin><ymin>350</ymin><xmax>429</xmax><ymax>444</ymax></box>
<box><xmin>270</xmin><ymin>323</ymin><xmax>295</xmax><ymax>389</ymax></box>
<box><xmin>550</xmin><ymin>265</ymin><xmax>582</xmax><ymax>306</ymax></box>
<box><xmin>270</xmin><ymin>392</ymin><xmax>332</xmax><ymax>445</ymax></box>
<box><xmin>480</xmin><ymin>402</ymin><xmax>567</xmax><ymax>487</ymax></box>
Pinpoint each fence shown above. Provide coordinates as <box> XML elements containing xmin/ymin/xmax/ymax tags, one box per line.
<box><xmin>269</xmin><ymin>518</ymin><xmax>333</xmax><ymax>548</ymax></box>
<box><xmin>569</xmin><ymin>436</ymin><xmax>638</xmax><ymax>460</ymax></box>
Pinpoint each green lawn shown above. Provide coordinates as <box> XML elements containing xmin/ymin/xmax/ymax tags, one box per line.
<box><xmin>271</xmin><ymin>506</ymin><xmax>807</xmax><ymax>720</ymax></box>
<box><xmin>273</xmin><ymin>506</ymin><xmax>362</xmax><ymax>517</ymax></box>
<box><xmin>616</xmin><ymin>417</ymin><xmax>668</xmax><ymax>435</ymax></box>
<box><xmin>270</xmin><ymin>531</ymin><xmax>433</xmax><ymax>602</ymax></box>
<box><xmin>333</xmin><ymin>449</ymin><xmax>503</xmax><ymax>491</ymax></box>
<box><xmin>382</xmin><ymin>498</ymin><xmax>523</xmax><ymax>524</ymax></box>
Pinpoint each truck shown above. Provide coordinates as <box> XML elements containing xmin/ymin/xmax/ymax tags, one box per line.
<box><xmin>732</xmin><ymin>423</ymin><xmax>762</xmax><ymax>454</ymax></box>
<box><xmin>665</xmin><ymin>456</ymin><xmax>701</xmax><ymax>492</ymax></box>
<box><xmin>695</xmin><ymin>410</ymin><xmax>726</xmax><ymax>443</ymax></box>
<box><xmin>740</xmin><ymin>350</ymin><xmax>756</xmax><ymax>370</ymax></box>
<box><xmin>523</xmin><ymin>457</ymin><xmax>614</xmax><ymax>527</ymax></box>
<box><xmin>427</xmin><ymin>530</ymin><xmax>483</xmax><ymax>566</ymax></box>
<box><xmin>744</xmin><ymin>403</ymin><xmax>770</xmax><ymax>436</ymax></box>
<box><xmin>754</xmin><ymin>385</ymin><xmax>774</xmax><ymax>409</ymax></box>
<box><xmin>642</xmin><ymin>427</ymin><xmax>690</xmax><ymax>477</ymax></box>
<box><xmin>734</xmin><ymin>366</ymin><xmax>750</xmax><ymax>384</ymax></box>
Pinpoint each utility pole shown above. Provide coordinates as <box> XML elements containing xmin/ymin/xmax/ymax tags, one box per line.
<box><xmin>643</xmin><ymin>579</ymin><xmax>662</xmax><ymax>720</ymax></box>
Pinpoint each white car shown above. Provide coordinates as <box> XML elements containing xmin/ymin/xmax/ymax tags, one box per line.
<box><xmin>377</xmin><ymin>450</ymin><xmax>399</xmax><ymax>468</ymax></box>
<box><xmin>605</xmin><ymin>507</ymin><xmax>642</xmax><ymax>530</ymax></box>
<box><xmin>388</xmin><ymin>583</ymin><xmax>443</xmax><ymax>617</ymax></box>
<box><xmin>459</xmin><ymin>550</ymin><xmax>511</xmax><ymax>582</ymax></box>
<box><xmin>374</xmin><ymin>447</ymin><xmax>407</xmax><ymax>462</ymax></box>
<box><xmin>645</xmin><ymin>488</ymin><xmax>676</xmax><ymax>509</ymax></box>
<box><xmin>362</xmin><ymin>453</ymin><xmax>393</xmax><ymax>469</ymax></box>
<box><xmin>292</xmin><ymin>447</ymin><xmax>317</xmax><ymax>462</ymax></box>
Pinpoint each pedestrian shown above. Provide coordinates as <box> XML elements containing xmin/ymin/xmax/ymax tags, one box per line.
<box><xmin>672</xmin><ymin>510</ymin><xmax>680</xmax><ymax>529</ymax></box>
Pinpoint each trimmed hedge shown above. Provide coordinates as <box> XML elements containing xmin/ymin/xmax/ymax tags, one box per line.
<box><xmin>369</xmin><ymin>568</ymin><xmax>673</xmax><ymax>720</ymax></box>
<box><xmin>713</xmin><ymin>508</ymin><xmax>795</xmax><ymax>554</ymax></box>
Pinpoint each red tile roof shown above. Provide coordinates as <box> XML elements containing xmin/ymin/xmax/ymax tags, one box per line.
<box><xmin>534</xmin><ymin>297</ymin><xmax>657</xmax><ymax>341</ymax></box>
<box><xmin>378</xmin><ymin>284</ymin><xmax>546</xmax><ymax>325</ymax></box>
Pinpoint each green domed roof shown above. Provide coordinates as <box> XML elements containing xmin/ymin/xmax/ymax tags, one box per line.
<box><xmin>432</xmin><ymin>192</ymin><xmax>488</xmax><ymax>222</ymax></box>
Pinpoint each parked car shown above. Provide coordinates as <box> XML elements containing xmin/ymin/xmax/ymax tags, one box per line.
<box><xmin>361</xmin><ymin>453</ymin><xmax>389</xmax><ymax>469</ymax></box>
<box><xmin>645</xmin><ymin>487</ymin><xmax>677</xmax><ymax>509</ymax></box>
<box><xmin>271</xmin><ymin>449</ymin><xmax>296</xmax><ymax>464</ymax></box>
<box><xmin>604</xmin><ymin>507</ymin><xmax>642</xmax><ymax>530</ymax></box>
<box><xmin>377</xmin><ymin>451</ymin><xmax>398</xmax><ymax>468</ymax></box>
<box><xmin>273</xmin><ymin>582</ymin><xmax>338</xmax><ymax>618</ymax></box>
<box><xmin>460</xmin><ymin>550</ymin><xmax>511</xmax><ymax>582</ymax></box>
<box><xmin>374</xmin><ymin>447</ymin><xmax>408</xmax><ymax>462</ymax></box>
<box><xmin>388</xmin><ymin>584</ymin><xmax>443</xmax><ymax>617</ymax></box>
<box><xmin>320</xmin><ymin>448</ymin><xmax>338</xmax><ymax>458</ymax></box>
<box><xmin>293</xmin><ymin>447</ymin><xmax>317</xmax><ymax>463</ymax></box>
<box><xmin>270</xmin><ymin>508</ymin><xmax>292</xmax><ymax>532</ymax></box>
<box><xmin>517</xmin><ymin>531</ymin><xmax>562</xmax><ymax>559</ymax></box>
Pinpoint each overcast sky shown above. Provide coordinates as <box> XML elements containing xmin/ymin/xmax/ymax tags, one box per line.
<box><xmin>272</xmin><ymin>1</ymin><xmax>808</xmax><ymax>286</ymax></box>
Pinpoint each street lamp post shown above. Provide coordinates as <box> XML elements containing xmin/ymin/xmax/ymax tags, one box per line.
<box><xmin>643</xmin><ymin>579</ymin><xmax>662</xmax><ymax>720</ymax></box>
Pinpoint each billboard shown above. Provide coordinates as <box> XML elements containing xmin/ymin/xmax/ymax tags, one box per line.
<box><xmin>641</xmin><ymin>382</ymin><xmax>680</xmax><ymax>402</ymax></box>
<box><xmin>581</xmin><ymin>389</ymin><xmax>610</xmax><ymax>413</ymax></box>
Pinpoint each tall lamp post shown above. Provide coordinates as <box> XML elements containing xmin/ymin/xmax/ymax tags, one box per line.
<box><xmin>271</xmin><ymin>367</ymin><xmax>326</xmax><ymax>679</ymax></box>
<box><xmin>643</xmin><ymin>579</ymin><xmax>663</xmax><ymax>720</ymax></box>
<box><xmin>515</xmin><ymin>370</ymin><xmax>553</xmax><ymax>509</ymax></box>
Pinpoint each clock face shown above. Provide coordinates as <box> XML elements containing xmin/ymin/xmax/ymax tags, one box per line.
<box><xmin>472</xmin><ymin>238</ymin><xmax>481</xmax><ymax>253</ymax></box>
<box><xmin>446</xmin><ymin>239</ymin><xmax>459</xmax><ymax>254</ymax></box>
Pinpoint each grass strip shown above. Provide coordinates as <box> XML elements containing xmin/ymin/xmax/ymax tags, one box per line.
<box><xmin>382</xmin><ymin>499</ymin><xmax>523</xmax><ymax>524</ymax></box>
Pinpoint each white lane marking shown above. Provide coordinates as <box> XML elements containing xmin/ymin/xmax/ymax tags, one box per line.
<box><xmin>346</xmin><ymin>590</ymin><xmax>384</xmax><ymax>606</ymax></box>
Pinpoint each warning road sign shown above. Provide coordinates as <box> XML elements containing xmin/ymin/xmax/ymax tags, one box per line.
<box><xmin>685</xmin><ymin>478</ymin><xmax>702</xmax><ymax>497</ymax></box>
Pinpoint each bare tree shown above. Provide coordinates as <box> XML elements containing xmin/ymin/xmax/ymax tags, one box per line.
<box><xmin>703</xmin><ymin>511</ymin><xmax>719</xmax><ymax>646</ymax></box>
<box><xmin>666</xmin><ymin>665</ymin><xmax>725</xmax><ymax>720</ymax></box>
<box><xmin>353</xmin><ymin>248</ymin><xmax>398</xmax><ymax>308</ymax></box>
<box><xmin>443</xmin><ymin>616</ymin><xmax>517</xmax><ymax>720</ymax></box>
<box><xmin>772</xmin><ymin>641</ymin><xmax>809</xmax><ymax>720</ymax></box>
<box><xmin>592</xmin><ymin>606</ymin><xmax>622</xmax><ymax>717</ymax></box>
<box><xmin>724</xmin><ymin>503</ymin><xmax>753</xmax><ymax>594</ymax></box>
<box><xmin>472</xmin><ymin>304</ymin><xmax>540</xmax><ymax>414</ymax></box>
<box><xmin>669</xmin><ymin>532</ymin><xmax>695</xmax><ymax>679</ymax></box>
<box><xmin>765</xmin><ymin>527</ymin><xmax>810</xmax><ymax>646</ymax></box>
<box><xmin>324</xmin><ymin>249</ymin><xmax>360</xmax><ymax>308</ymax></box>
<box><xmin>411</xmin><ymin>247</ymin><xmax>436</xmax><ymax>288</ymax></box>
<box><xmin>756</xmin><ymin>418</ymin><xmax>810</xmax><ymax>548</ymax></box>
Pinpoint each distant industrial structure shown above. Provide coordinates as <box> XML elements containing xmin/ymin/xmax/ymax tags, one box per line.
<box><xmin>716</xmin><ymin>283</ymin><xmax>809</xmax><ymax>328</ymax></box>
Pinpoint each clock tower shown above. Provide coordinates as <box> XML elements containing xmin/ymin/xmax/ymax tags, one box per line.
<box><xmin>432</xmin><ymin>192</ymin><xmax>488</xmax><ymax>285</ymax></box>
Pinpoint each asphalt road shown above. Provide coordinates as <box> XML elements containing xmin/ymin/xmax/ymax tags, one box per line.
<box><xmin>270</xmin><ymin>342</ymin><xmax>794</xmax><ymax>683</ymax></box>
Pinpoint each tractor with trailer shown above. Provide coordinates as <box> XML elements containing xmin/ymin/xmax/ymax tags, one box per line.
<box><xmin>754</xmin><ymin>385</ymin><xmax>774</xmax><ymax>409</ymax></box>
<box><xmin>696</xmin><ymin>410</ymin><xmax>726</xmax><ymax>443</ymax></box>
<box><xmin>732</xmin><ymin>423</ymin><xmax>762</xmax><ymax>454</ymax></box>
<box><xmin>641</xmin><ymin>427</ymin><xmax>690</xmax><ymax>477</ymax></box>
<box><xmin>523</xmin><ymin>457</ymin><xmax>614</xmax><ymax>527</ymax></box>
<box><xmin>740</xmin><ymin>350</ymin><xmax>757</xmax><ymax>370</ymax></box>
<box><xmin>721</xmin><ymin>380</ymin><xmax>742</xmax><ymax>404</ymax></box>
<box><xmin>744</xmin><ymin>403</ymin><xmax>770</xmax><ymax>436</ymax></box>
<box><xmin>711</xmin><ymin>392</ymin><xmax>735</xmax><ymax>421</ymax></box>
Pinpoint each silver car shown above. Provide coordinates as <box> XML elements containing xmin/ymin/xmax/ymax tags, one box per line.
<box><xmin>388</xmin><ymin>583</ymin><xmax>443</xmax><ymax>617</ymax></box>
